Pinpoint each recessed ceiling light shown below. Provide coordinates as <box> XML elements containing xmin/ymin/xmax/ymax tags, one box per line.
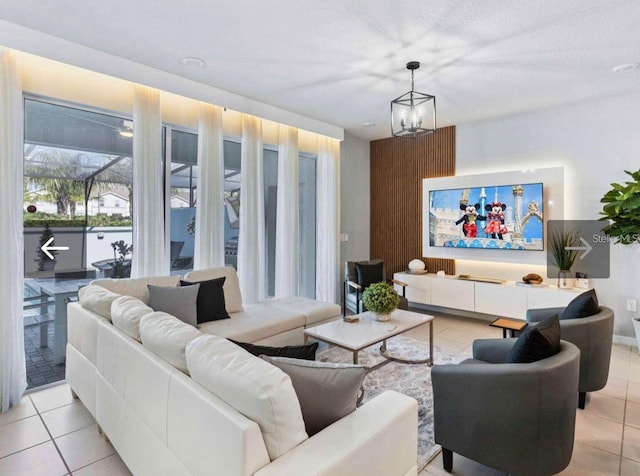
<box><xmin>611</xmin><ymin>63</ymin><xmax>639</xmax><ymax>73</ymax></box>
<box><xmin>180</xmin><ymin>57</ymin><xmax>206</xmax><ymax>68</ymax></box>
<box><xmin>361</xmin><ymin>121</ymin><xmax>376</xmax><ymax>127</ymax></box>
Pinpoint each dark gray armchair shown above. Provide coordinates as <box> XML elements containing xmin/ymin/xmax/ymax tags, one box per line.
<box><xmin>343</xmin><ymin>260</ymin><xmax>408</xmax><ymax>316</ymax></box>
<box><xmin>527</xmin><ymin>306</ymin><xmax>614</xmax><ymax>409</ymax></box>
<box><xmin>432</xmin><ymin>338</ymin><xmax>580</xmax><ymax>476</ymax></box>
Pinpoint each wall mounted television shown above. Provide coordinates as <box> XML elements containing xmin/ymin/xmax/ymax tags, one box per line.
<box><xmin>428</xmin><ymin>182</ymin><xmax>544</xmax><ymax>251</ymax></box>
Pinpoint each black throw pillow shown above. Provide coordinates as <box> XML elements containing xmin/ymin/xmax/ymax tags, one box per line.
<box><xmin>507</xmin><ymin>315</ymin><xmax>561</xmax><ymax>363</ymax></box>
<box><xmin>180</xmin><ymin>277</ymin><xmax>230</xmax><ymax>324</ymax></box>
<box><xmin>355</xmin><ymin>262</ymin><xmax>383</xmax><ymax>289</ymax></box>
<box><xmin>230</xmin><ymin>339</ymin><xmax>319</xmax><ymax>361</ymax></box>
<box><xmin>560</xmin><ymin>289</ymin><xmax>599</xmax><ymax>320</ymax></box>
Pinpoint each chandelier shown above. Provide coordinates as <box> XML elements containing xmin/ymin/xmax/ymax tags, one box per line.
<box><xmin>391</xmin><ymin>61</ymin><xmax>436</xmax><ymax>138</ymax></box>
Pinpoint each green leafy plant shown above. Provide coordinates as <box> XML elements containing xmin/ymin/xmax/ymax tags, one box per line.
<box><xmin>362</xmin><ymin>282</ymin><xmax>400</xmax><ymax>315</ymax></box>
<box><xmin>549</xmin><ymin>226</ymin><xmax>580</xmax><ymax>271</ymax></box>
<box><xmin>110</xmin><ymin>240</ymin><xmax>132</xmax><ymax>278</ymax></box>
<box><xmin>35</xmin><ymin>223</ymin><xmax>57</xmax><ymax>270</ymax></box>
<box><xmin>600</xmin><ymin>170</ymin><xmax>640</xmax><ymax>245</ymax></box>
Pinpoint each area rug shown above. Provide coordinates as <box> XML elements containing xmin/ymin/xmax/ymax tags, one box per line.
<box><xmin>317</xmin><ymin>335</ymin><xmax>471</xmax><ymax>472</ymax></box>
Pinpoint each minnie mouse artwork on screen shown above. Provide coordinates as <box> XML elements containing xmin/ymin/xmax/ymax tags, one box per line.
<box><xmin>429</xmin><ymin>183</ymin><xmax>544</xmax><ymax>251</ymax></box>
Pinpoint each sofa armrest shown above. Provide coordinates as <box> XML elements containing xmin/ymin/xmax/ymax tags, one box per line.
<box><xmin>254</xmin><ymin>391</ymin><xmax>418</xmax><ymax>476</ymax></box>
<box><xmin>472</xmin><ymin>338</ymin><xmax>516</xmax><ymax>363</ymax></box>
<box><xmin>526</xmin><ymin>307</ymin><xmax>564</xmax><ymax>323</ymax></box>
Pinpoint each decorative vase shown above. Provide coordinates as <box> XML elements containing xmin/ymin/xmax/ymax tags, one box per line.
<box><xmin>373</xmin><ymin>312</ymin><xmax>392</xmax><ymax>322</ymax></box>
<box><xmin>557</xmin><ymin>270</ymin><xmax>573</xmax><ymax>289</ymax></box>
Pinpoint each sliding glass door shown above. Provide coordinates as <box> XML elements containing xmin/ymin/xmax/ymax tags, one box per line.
<box><xmin>23</xmin><ymin>98</ymin><xmax>133</xmax><ymax>388</ymax></box>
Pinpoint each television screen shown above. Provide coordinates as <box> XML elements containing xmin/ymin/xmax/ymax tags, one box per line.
<box><xmin>428</xmin><ymin>183</ymin><xmax>544</xmax><ymax>250</ymax></box>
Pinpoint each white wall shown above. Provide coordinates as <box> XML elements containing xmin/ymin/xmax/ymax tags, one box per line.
<box><xmin>340</xmin><ymin>132</ymin><xmax>370</xmax><ymax>275</ymax></box>
<box><xmin>456</xmin><ymin>90</ymin><xmax>640</xmax><ymax>339</ymax></box>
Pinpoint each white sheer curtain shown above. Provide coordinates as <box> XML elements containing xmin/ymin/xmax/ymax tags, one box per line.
<box><xmin>194</xmin><ymin>103</ymin><xmax>225</xmax><ymax>269</ymax></box>
<box><xmin>0</xmin><ymin>49</ymin><xmax>27</xmax><ymax>412</ymax></box>
<box><xmin>237</xmin><ymin>114</ymin><xmax>265</xmax><ymax>304</ymax></box>
<box><xmin>274</xmin><ymin>125</ymin><xmax>299</xmax><ymax>297</ymax></box>
<box><xmin>316</xmin><ymin>136</ymin><xmax>341</xmax><ymax>304</ymax></box>
<box><xmin>131</xmin><ymin>85</ymin><xmax>166</xmax><ymax>278</ymax></box>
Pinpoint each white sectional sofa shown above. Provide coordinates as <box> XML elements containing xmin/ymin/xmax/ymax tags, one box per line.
<box><xmin>66</xmin><ymin>267</ymin><xmax>419</xmax><ymax>476</ymax></box>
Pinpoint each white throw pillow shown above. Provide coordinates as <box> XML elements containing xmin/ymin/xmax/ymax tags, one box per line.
<box><xmin>91</xmin><ymin>275</ymin><xmax>181</xmax><ymax>305</ymax></box>
<box><xmin>139</xmin><ymin>312</ymin><xmax>201</xmax><ymax>374</ymax></box>
<box><xmin>183</xmin><ymin>267</ymin><xmax>243</xmax><ymax>313</ymax></box>
<box><xmin>78</xmin><ymin>284</ymin><xmax>121</xmax><ymax>320</ymax></box>
<box><xmin>111</xmin><ymin>295</ymin><xmax>154</xmax><ymax>341</ymax></box>
<box><xmin>186</xmin><ymin>335</ymin><xmax>307</xmax><ymax>460</ymax></box>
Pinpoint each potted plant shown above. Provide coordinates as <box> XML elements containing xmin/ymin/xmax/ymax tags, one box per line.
<box><xmin>362</xmin><ymin>282</ymin><xmax>400</xmax><ymax>321</ymax></box>
<box><xmin>600</xmin><ymin>169</ymin><xmax>640</xmax><ymax>245</ymax></box>
<box><xmin>35</xmin><ymin>223</ymin><xmax>57</xmax><ymax>272</ymax></box>
<box><xmin>110</xmin><ymin>240</ymin><xmax>132</xmax><ymax>278</ymax></box>
<box><xmin>548</xmin><ymin>226</ymin><xmax>580</xmax><ymax>288</ymax></box>
<box><xmin>600</xmin><ymin>170</ymin><xmax>640</xmax><ymax>351</ymax></box>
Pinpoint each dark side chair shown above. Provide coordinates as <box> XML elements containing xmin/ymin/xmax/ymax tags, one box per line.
<box><xmin>527</xmin><ymin>306</ymin><xmax>614</xmax><ymax>409</ymax></box>
<box><xmin>432</xmin><ymin>338</ymin><xmax>580</xmax><ymax>475</ymax></box>
<box><xmin>343</xmin><ymin>260</ymin><xmax>408</xmax><ymax>316</ymax></box>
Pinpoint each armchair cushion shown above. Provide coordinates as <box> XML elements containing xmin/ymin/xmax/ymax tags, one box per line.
<box><xmin>355</xmin><ymin>262</ymin><xmax>383</xmax><ymax>288</ymax></box>
<box><xmin>508</xmin><ymin>316</ymin><xmax>561</xmax><ymax>363</ymax></box>
<box><xmin>560</xmin><ymin>289</ymin><xmax>599</xmax><ymax>320</ymax></box>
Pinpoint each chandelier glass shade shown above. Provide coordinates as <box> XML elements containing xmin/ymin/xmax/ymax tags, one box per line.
<box><xmin>391</xmin><ymin>61</ymin><xmax>436</xmax><ymax>138</ymax></box>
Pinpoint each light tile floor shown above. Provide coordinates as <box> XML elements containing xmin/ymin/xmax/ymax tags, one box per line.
<box><xmin>1</xmin><ymin>313</ymin><xmax>639</xmax><ymax>475</ymax></box>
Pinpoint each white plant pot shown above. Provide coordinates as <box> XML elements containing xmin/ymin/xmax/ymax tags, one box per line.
<box><xmin>633</xmin><ymin>318</ymin><xmax>640</xmax><ymax>354</ymax></box>
<box><xmin>373</xmin><ymin>312</ymin><xmax>391</xmax><ymax>322</ymax></box>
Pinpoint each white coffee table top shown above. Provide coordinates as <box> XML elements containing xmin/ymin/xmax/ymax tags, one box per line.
<box><xmin>304</xmin><ymin>309</ymin><xmax>433</xmax><ymax>351</ymax></box>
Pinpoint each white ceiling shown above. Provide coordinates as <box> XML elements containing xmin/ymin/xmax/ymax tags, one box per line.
<box><xmin>1</xmin><ymin>0</ymin><xmax>639</xmax><ymax>141</ymax></box>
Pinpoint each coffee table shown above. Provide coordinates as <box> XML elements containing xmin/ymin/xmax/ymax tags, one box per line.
<box><xmin>304</xmin><ymin>309</ymin><xmax>434</xmax><ymax>371</ymax></box>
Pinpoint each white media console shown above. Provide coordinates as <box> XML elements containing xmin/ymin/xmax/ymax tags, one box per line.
<box><xmin>394</xmin><ymin>272</ymin><xmax>587</xmax><ymax>320</ymax></box>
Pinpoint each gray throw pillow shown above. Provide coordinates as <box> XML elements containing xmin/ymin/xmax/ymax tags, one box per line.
<box><xmin>147</xmin><ymin>284</ymin><xmax>200</xmax><ymax>327</ymax></box>
<box><xmin>261</xmin><ymin>355</ymin><xmax>367</xmax><ymax>436</ymax></box>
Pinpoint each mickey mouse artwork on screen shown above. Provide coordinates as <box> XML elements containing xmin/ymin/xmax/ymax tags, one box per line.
<box><xmin>429</xmin><ymin>182</ymin><xmax>544</xmax><ymax>250</ymax></box>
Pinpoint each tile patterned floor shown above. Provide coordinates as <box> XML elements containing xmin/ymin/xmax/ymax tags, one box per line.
<box><xmin>1</xmin><ymin>312</ymin><xmax>639</xmax><ymax>475</ymax></box>
<box><xmin>24</xmin><ymin>325</ymin><xmax>66</xmax><ymax>389</ymax></box>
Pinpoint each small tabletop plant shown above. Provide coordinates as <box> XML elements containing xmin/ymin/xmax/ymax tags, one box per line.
<box><xmin>362</xmin><ymin>282</ymin><xmax>400</xmax><ymax>321</ymax></box>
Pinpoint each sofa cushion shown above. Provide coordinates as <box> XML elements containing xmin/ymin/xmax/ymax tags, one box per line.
<box><xmin>261</xmin><ymin>356</ymin><xmax>367</xmax><ymax>436</ymax></box>
<box><xmin>92</xmin><ymin>275</ymin><xmax>181</xmax><ymax>305</ymax></box>
<box><xmin>139</xmin><ymin>312</ymin><xmax>201</xmax><ymax>373</ymax></box>
<box><xmin>507</xmin><ymin>316</ymin><xmax>561</xmax><ymax>363</ymax></box>
<box><xmin>265</xmin><ymin>296</ymin><xmax>341</xmax><ymax>326</ymax></box>
<box><xmin>78</xmin><ymin>284</ymin><xmax>122</xmax><ymax>320</ymax></box>
<box><xmin>180</xmin><ymin>277</ymin><xmax>230</xmax><ymax>323</ymax></box>
<box><xmin>148</xmin><ymin>284</ymin><xmax>200</xmax><ymax>327</ymax></box>
<box><xmin>183</xmin><ymin>267</ymin><xmax>243</xmax><ymax>313</ymax></box>
<box><xmin>111</xmin><ymin>295</ymin><xmax>154</xmax><ymax>341</ymax></box>
<box><xmin>198</xmin><ymin>303</ymin><xmax>305</xmax><ymax>343</ymax></box>
<box><xmin>186</xmin><ymin>334</ymin><xmax>308</xmax><ymax>460</ymax></box>
<box><xmin>230</xmin><ymin>339</ymin><xmax>318</xmax><ymax>360</ymax></box>
<box><xmin>560</xmin><ymin>289</ymin><xmax>599</xmax><ymax>320</ymax></box>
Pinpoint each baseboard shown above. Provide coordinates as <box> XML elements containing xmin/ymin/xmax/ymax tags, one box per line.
<box><xmin>613</xmin><ymin>334</ymin><xmax>637</xmax><ymax>348</ymax></box>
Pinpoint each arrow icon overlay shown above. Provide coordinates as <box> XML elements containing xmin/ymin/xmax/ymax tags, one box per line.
<box><xmin>41</xmin><ymin>236</ymin><xmax>69</xmax><ymax>260</ymax></box>
<box><xmin>565</xmin><ymin>237</ymin><xmax>593</xmax><ymax>260</ymax></box>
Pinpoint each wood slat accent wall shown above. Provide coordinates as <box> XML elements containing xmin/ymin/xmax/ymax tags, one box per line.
<box><xmin>370</xmin><ymin>126</ymin><xmax>456</xmax><ymax>276</ymax></box>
